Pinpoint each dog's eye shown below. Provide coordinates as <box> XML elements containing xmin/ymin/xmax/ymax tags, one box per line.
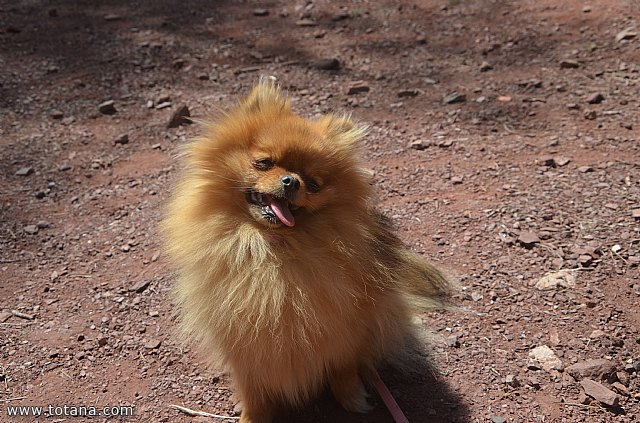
<box><xmin>306</xmin><ymin>179</ymin><xmax>320</xmax><ymax>193</ymax></box>
<box><xmin>253</xmin><ymin>159</ymin><xmax>274</xmax><ymax>171</ymax></box>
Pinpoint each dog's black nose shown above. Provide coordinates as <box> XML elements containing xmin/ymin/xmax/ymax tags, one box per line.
<box><xmin>281</xmin><ymin>175</ymin><xmax>300</xmax><ymax>191</ymax></box>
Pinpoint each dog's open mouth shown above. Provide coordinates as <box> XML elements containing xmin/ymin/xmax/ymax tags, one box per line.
<box><xmin>246</xmin><ymin>190</ymin><xmax>299</xmax><ymax>227</ymax></box>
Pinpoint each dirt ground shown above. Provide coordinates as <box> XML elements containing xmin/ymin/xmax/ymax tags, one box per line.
<box><xmin>1</xmin><ymin>0</ymin><xmax>639</xmax><ymax>422</ymax></box>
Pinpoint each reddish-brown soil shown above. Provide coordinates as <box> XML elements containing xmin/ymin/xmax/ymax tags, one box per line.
<box><xmin>1</xmin><ymin>1</ymin><xmax>639</xmax><ymax>422</ymax></box>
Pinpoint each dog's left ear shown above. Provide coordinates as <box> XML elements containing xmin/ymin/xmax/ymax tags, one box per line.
<box><xmin>317</xmin><ymin>114</ymin><xmax>367</xmax><ymax>151</ymax></box>
<box><xmin>242</xmin><ymin>76</ymin><xmax>290</xmax><ymax>113</ymax></box>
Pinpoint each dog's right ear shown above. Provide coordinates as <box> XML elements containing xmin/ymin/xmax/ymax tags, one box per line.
<box><xmin>317</xmin><ymin>114</ymin><xmax>368</xmax><ymax>152</ymax></box>
<box><xmin>241</xmin><ymin>76</ymin><xmax>290</xmax><ymax>113</ymax></box>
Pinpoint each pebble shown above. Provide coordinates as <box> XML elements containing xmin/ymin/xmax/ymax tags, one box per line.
<box><xmin>296</xmin><ymin>19</ymin><xmax>317</xmax><ymax>27</ymax></box>
<box><xmin>312</xmin><ymin>58</ymin><xmax>341</xmax><ymax>71</ymax></box>
<box><xmin>23</xmin><ymin>225</ymin><xmax>39</xmax><ymax>235</ymax></box>
<box><xmin>155</xmin><ymin>102</ymin><xmax>172</xmax><ymax>110</ymax></box>
<box><xmin>397</xmin><ymin>89</ymin><xmax>421</xmax><ymax>98</ymax></box>
<box><xmin>566</xmin><ymin>359</ymin><xmax>616</xmax><ymax>381</ymax></box>
<box><xmin>50</xmin><ymin>109</ymin><xmax>64</xmax><ymax>119</ymax></box>
<box><xmin>346</xmin><ymin>81</ymin><xmax>370</xmax><ymax>95</ymax></box>
<box><xmin>97</xmin><ymin>337</ymin><xmax>108</xmax><ymax>347</ymax></box>
<box><xmin>58</xmin><ymin>163</ymin><xmax>72</xmax><ymax>171</ymax></box>
<box><xmin>535</xmin><ymin>269</ymin><xmax>576</xmax><ymax>291</ymax></box>
<box><xmin>443</xmin><ymin>92</ymin><xmax>466</xmax><ymax>104</ymax></box>
<box><xmin>12</xmin><ymin>310</ymin><xmax>35</xmax><ymax>320</ymax></box>
<box><xmin>114</xmin><ymin>134</ymin><xmax>129</xmax><ymax>145</ymax></box>
<box><xmin>98</xmin><ymin>100</ymin><xmax>117</xmax><ymax>115</ymax></box>
<box><xmin>580</xmin><ymin>379</ymin><xmax>618</xmax><ymax>406</ymax></box>
<box><xmin>144</xmin><ymin>339</ymin><xmax>162</xmax><ymax>349</ymax></box>
<box><xmin>517</xmin><ymin>231</ymin><xmax>540</xmax><ymax>248</ymax></box>
<box><xmin>505</xmin><ymin>374</ymin><xmax>520</xmax><ymax>388</ymax></box>
<box><xmin>587</xmin><ymin>93</ymin><xmax>604</xmax><ymax>104</ymax></box>
<box><xmin>15</xmin><ymin>167</ymin><xmax>34</xmax><ymax>176</ymax></box>
<box><xmin>409</xmin><ymin>140</ymin><xmax>430</xmax><ymax>150</ymax></box>
<box><xmin>559</xmin><ymin>59</ymin><xmax>580</xmax><ymax>69</ymax></box>
<box><xmin>578</xmin><ymin>165</ymin><xmax>593</xmax><ymax>173</ymax></box>
<box><xmin>167</xmin><ymin>105</ymin><xmax>191</xmax><ymax>128</ymax></box>
<box><xmin>615</xmin><ymin>28</ymin><xmax>637</xmax><ymax>42</ymax></box>
<box><xmin>528</xmin><ymin>345</ymin><xmax>563</xmax><ymax>372</ymax></box>
<box><xmin>0</xmin><ymin>311</ymin><xmax>12</xmax><ymax>323</ymax></box>
<box><xmin>130</xmin><ymin>279</ymin><xmax>151</xmax><ymax>293</ymax></box>
<box><xmin>583</xmin><ymin>110</ymin><xmax>597</xmax><ymax>120</ymax></box>
<box><xmin>479</xmin><ymin>61</ymin><xmax>493</xmax><ymax>72</ymax></box>
<box><xmin>491</xmin><ymin>417</ymin><xmax>506</xmax><ymax>423</ymax></box>
<box><xmin>253</xmin><ymin>8</ymin><xmax>269</xmax><ymax>16</ymax></box>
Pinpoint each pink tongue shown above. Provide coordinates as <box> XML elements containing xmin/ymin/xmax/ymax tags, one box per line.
<box><xmin>268</xmin><ymin>196</ymin><xmax>295</xmax><ymax>227</ymax></box>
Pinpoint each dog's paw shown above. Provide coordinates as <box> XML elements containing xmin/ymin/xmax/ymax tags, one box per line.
<box><xmin>337</xmin><ymin>386</ymin><xmax>372</xmax><ymax>414</ymax></box>
<box><xmin>330</xmin><ymin>373</ymin><xmax>372</xmax><ymax>413</ymax></box>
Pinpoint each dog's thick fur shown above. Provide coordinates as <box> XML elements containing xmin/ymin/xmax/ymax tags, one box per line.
<box><xmin>163</xmin><ymin>80</ymin><xmax>452</xmax><ymax>423</ymax></box>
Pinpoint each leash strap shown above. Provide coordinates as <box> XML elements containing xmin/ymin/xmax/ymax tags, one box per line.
<box><xmin>370</xmin><ymin>370</ymin><xmax>410</xmax><ymax>423</ymax></box>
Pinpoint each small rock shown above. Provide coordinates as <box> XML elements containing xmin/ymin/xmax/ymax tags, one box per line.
<box><xmin>23</xmin><ymin>225</ymin><xmax>39</xmax><ymax>235</ymax></box>
<box><xmin>632</xmin><ymin>209</ymin><xmax>640</xmax><ymax>219</ymax></box>
<box><xmin>155</xmin><ymin>101</ymin><xmax>172</xmax><ymax>110</ymax></box>
<box><xmin>233</xmin><ymin>401</ymin><xmax>243</xmax><ymax>416</ymax></box>
<box><xmin>535</xmin><ymin>269</ymin><xmax>576</xmax><ymax>291</ymax></box>
<box><xmin>517</xmin><ymin>231</ymin><xmax>540</xmax><ymax>248</ymax></box>
<box><xmin>537</xmin><ymin>156</ymin><xmax>556</xmax><ymax>167</ymax></box>
<box><xmin>409</xmin><ymin>140</ymin><xmax>430</xmax><ymax>150</ymax></box>
<box><xmin>566</xmin><ymin>359</ymin><xmax>616</xmax><ymax>382</ymax></box>
<box><xmin>578</xmin><ymin>165</ymin><xmax>593</xmax><ymax>173</ymax></box>
<box><xmin>144</xmin><ymin>339</ymin><xmax>161</xmax><ymax>349</ymax></box>
<box><xmin>151</xmin><ymin>251</ymin><xmax>160</xmax><ymax>262</ymax></box>
<box><xmin>479</xmin><ymin>61</ymin><xmax>493</xmax><ymax>72</ymax></box>
<box><xmin>12</xmin><ymin>310</ymin><xmax>35</xmax><ymax>320</ymax></box>
<box><xmin>555</xmin><ymin>157</ymin><xmax>571</xmax><ymax>167</ymax></box>
<box><xmin>445</xmin><ymin>334</ymin><xmax>460</xmax><ymax>348</ymax></box>
<box><xmin>527</xmin><ymin>376</ymin><xmax>541</xmax><ymax>389</ymax></box>
<box><xmin>580</xmin><ymin>379</ymin><xmax>619</xmax><ymax>406</ymax></box>
<box><xmin>196</xmin><ymin>72</ymin><xmax>209</xmax><ymax>80</ymax></box>
<box><xmin>104</xmin><ymin>14</ymin><xmax>121</xmax><ymax>21</ymax></box>
<box><xmin>97</xmin><ymin>337</ymin><xmax>108</xmax><ymax>347</ymax></box>
<box><xmin>560</xmin><ymin>59</ymin><xmax>580</xmax><ymax>69</ymax></box>
<box><xmin>582</xmin><ymin>6</ymin><xmax>592</xmax><ymax>12</ymax></box>
<box><xmin>15</xmin><ymin>167</ymin><xmax>34</xmax><ymax>176</ymax></box>
<box><xmin>167</xmin><ymin>105</ymin><xmax>191</xmax><ymax>128</ymax></box>
<box><xmin>528</xmin><ymin>345</ymin><xmax>563</xmax><ymax>372</ymax></box>
<box><xmin>505</xmin><ymin>374</ymin><xmax>520</xmax><ymax>388</ymax></box>
<box><xmin>346</xmin><ymin>81</ymin><xmax>370</xmax><ymax>95</ymax></box>
<box><xmin>296</xmin><ymin>19</ymin><xmax>317</xmax><ymax>27</ymax></box>
<box><xmin>611</xmin><ymin>382</ymin><xmax>629</xmax><ymax>396</ymax></box>
<box><xmin>58</xmin><ymin>163</ymin><xmax>72</xmax><ymax>171</ymax></box>
<box><xmin>253</xmin><ymin>8</ymin><xmax>269</xmax><ymax>16</ymax></box>
<box><xmin>615</xmin><ymin>28</ymin><xmax>637</xmax><ymax>42</ymax></box>
<box><xmin>491</xmin><ymin>417</ymin><xmax>506</xmax><ymax>423</ymax></box>
<box><xmin>443</xmin><ymin>92</ymin><xmax>466</xmax><ymax>104</ymax></box>
<box><xmin>50</xmin><ymin>110</ymin><xmax>64</xmax><ymax>119</ymax></box>
<box><xmin>397</xmin><ymin>89</ymin><xmax>421</xmax><ymax>98</ymax></box>
<box><xmin>130</xmin><ymin>279</ymin><xmax>151</xmax><ymax>293</ymax></box>
<box><xmin>312</xmin><ymin>58</ymin><xmax>341</xmax><ymax>71</ymax></box>
<box><xmin>451</xmin><ymin>176</ymin><xmax>464</xmax><ymax>185</ymax></box>
<box><xmin>587</xmin><ymin>93</ymin><xmax>604</xmax><ymax>104</ymax></box>
<box><xmin>589</xmin><ymin>329</ymin><xmax>606</xmax><ymax>339</ymax></box>
<box><xmin>114</xmin><ymin>134</ymin><xmax>129</xmax><ymax>145</ymax></box>
<box><xmin>332</xmin><ymin>11</ymin><xmax>350</xmax><ymax>21</ymax></box>
<box><xmin>583</xmin><ymin>110</ymin><xmax>597</xmax><ymax>120</ymax></box>
<box><xmin>98</xmin><ymin>100</ymin><xmax>117</xmax><ymax>115</ymax></box>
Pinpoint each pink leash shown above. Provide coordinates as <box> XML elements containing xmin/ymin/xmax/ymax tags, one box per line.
<box><xmin>370</xmin><ymin>370</ymin><xmax>410</xmax><ymax>423</ymax></box>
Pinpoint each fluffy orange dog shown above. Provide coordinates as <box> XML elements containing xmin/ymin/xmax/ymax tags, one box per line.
<box><xmin>163</xmin><ymin>79</ymin><xmax>452</xmax><ymax>423</ymax></box>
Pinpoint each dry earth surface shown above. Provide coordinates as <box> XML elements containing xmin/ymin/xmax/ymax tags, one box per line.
<box><xmin>1</xmin><ymin>0</ymin><xmax>640</xmax><ymax>422</ymax></box>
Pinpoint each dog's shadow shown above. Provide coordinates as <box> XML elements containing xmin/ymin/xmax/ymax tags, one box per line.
<box><xmin>275</xmin><ymin>347</ymin><xmax>469</xmax><ymax>423</ymax></box>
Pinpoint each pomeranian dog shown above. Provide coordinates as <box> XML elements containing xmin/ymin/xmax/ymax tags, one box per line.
<box><xmin>163</xmin><ymin>78</ymin><xmax>452</xmax><ymax>423</ymax></box>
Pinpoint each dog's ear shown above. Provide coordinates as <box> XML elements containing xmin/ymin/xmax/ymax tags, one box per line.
<box><xmin>317</xmin><ymin>114</ymin><xmax>367</xmax><ymax>151</ymax></box>
<box><xmin>241</xmin><ymin>76</ymin><xmax>290</xmax><ymax>113</ymax></box>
